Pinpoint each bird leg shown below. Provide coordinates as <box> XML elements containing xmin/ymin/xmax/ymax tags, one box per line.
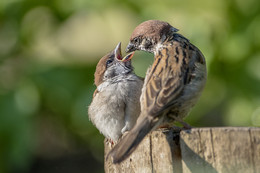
<box><xmin>105</xmin><ymin>138</ymin><xmax>115</xmax><ymax>147</ymax></box>
<box><xmin>172</xmin><ymin>116</ymin><xmax>192</xmax><ymax>129</ymax></box>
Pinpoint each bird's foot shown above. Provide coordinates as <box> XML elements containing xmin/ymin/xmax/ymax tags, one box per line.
<box><xmin>105</xmin><ymin>138</ymin><xmax>115</xmax><ymax>148</ymax></box>
<box><xmin>172</xmin><ymin>116</ymin><xmax>192</xmax><ymax>130</ymax></box>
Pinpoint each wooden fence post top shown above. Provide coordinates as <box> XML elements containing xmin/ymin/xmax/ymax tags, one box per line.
<box><xmin>105</xmin><ymin>127</ymin><xmax>260</xmax><ymax>173</ymax></box>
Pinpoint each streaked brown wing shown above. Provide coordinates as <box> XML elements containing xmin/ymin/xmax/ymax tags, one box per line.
<box><xmin>142</xmin><ymin>41</ymin><xmax>192</xmax><ymax>116</ymax></box>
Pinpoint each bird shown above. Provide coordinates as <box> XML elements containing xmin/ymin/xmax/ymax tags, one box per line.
<box><xmin>88</xmin><ymin>42</ymin><xmax>144</xmax><ymax>142</ymax></box>
<box><xmin>108</xmin><ymin>20</ymin><xmax>207</xmax><ymax>163</ymax></box>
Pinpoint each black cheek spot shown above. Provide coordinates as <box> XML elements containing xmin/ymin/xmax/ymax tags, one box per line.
<box><xmin>145</xmin><ymin>41</ymin><xmax>152</xmax><ymax>49</ymax></box>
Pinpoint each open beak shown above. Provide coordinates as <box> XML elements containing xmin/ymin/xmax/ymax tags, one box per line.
<box><xmin>121</xmin><ymin>52</ymin><xmax>135</xmax><ymax>62</ymax></box>
<box><xmin>114</xmin><ymin>42</ymin><xmax>123</xmax><ymax>61</ymax></box>
<box><xmin>114</xmin><ymin>42</ymin><xmax>135</xmax><ymax>62</ymax></box>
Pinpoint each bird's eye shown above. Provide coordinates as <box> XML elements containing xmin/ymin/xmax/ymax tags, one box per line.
<box><xmin>106</xmin><ymin>59</ymin><xmax>113</xmax><ymax>67</ymax></box>
<box><xmin>133</xmin><ymin>37</ymin><xmax>139</xmax><ymax>43</ymax></box>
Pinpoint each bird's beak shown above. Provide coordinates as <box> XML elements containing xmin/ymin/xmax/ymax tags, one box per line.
<box><xmin>114</xmin><ymin>42</ymin><xmax>122</xmax><ymax>61</ymax></box>
<box><xmin>121</xmin><ymin>52</ymin><xmax>135</xmax><ymax>62</ymax></box>
<box><xmin>115</xmin><ymin>42</ymin><xmax>135</xmax><ymax>62</ymax></box>
<box><xmin>125</xmin><ymin>42</ymin><xmax>136</xmax><ymax>53</ymax></box>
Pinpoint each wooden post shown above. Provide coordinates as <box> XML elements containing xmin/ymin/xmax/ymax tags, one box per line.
<box><xmin>104</xmin><ymin>127</ymin><xmax>260</xmax><ymax>173</ymax></box>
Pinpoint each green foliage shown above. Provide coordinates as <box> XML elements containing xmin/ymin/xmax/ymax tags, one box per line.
<box><xmin>0</xmin><ymin>0</ymin><xmax>260</xmax><ymax>172</ymax></box>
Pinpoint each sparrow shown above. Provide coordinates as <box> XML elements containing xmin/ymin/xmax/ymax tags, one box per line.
<box><xmin>88</xmin><ymin>42</ymin><xmax>143</xmax><ymax>142</ymax></box>
<box><xmin>108</xmin><ymin>20</ymin><xmax>207</xmax><ymax>163</ymax></box>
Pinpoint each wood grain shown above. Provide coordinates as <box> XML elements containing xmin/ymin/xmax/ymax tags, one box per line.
<box><xmin>105</xmin><ymin>127</ymin><xmax>260</xmax><ymax>173</ymax></box>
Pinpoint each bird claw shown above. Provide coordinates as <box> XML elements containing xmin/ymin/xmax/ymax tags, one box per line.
<box><xmin>172</xmin><ymin>116</ymin><xmax>192</xmax><ymax>130</ymax></box>
<box><xmin>105</xmin><ymin>138</ymin><xmax>115</xmax><ymax>148</ymax></box>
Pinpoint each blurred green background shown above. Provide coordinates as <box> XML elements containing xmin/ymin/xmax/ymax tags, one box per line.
<box><xmin>0</xmin><ymin>0</ymin><xmax>260</xmax><ymax>172</ymax></box>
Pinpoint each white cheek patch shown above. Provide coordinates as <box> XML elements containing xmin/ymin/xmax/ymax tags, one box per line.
<box><xmin>139</xmin><ymin>39</ymin><xmax>156</xmax><ymax>53</ymax></box>
<box><xmin>140</xmin><ymin>39</ymin><xmax>147</xmax><ymax>50</ymax></box>
<box><xmin>155</xmin><ymin>43</ymin><xmax>164</xmax><ymax>53</ymax></box>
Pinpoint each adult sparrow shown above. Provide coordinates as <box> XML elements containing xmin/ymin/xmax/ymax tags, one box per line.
<box><xmin>88</xmin><ymin>42</ymin><xmax>143</xmax><ymax>142</ymax></box>
<box><xmin>108</xmin><ymin>20</ymin><xmax>207</xmax><ymax>163</ymax></box>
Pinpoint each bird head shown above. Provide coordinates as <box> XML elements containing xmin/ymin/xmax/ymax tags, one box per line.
<box><xmin>94</xmin><ymin>42</ymin><xmax>135</xmax><ymax>87</ymax></box>
<box><xmin>126</xmin><ymin>20</ymin><xmax>178</xmax><ymax>53</ymax></box>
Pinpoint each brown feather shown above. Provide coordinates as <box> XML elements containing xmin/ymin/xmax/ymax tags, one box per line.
<box><xmin>108</xmin><ymin>20</ymin><xmax>207</xmax><ymax>164</ymax></box>
<box><xmin>94</xmin><ymin>52</ymin><xmax>112</xmax><ymax>87</ymax></box>
<box><xmin>130</xmin><ymin>20</ymin><xmax>173</xmax><ymax>43</ymax></box>
<box><xmin>143</xmin><ymin>41</ymin><xmax>191</xmax><ymax>117</ymax></box>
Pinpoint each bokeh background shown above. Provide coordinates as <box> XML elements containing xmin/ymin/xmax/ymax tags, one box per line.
<box><xmin>0</xmin><ymin>0</ymin><xmax>260</xmax><ymax>172</ymax></box>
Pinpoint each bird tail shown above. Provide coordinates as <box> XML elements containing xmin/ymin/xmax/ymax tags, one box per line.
<box><xmin>107</xmin><ymin>115</ymin><xmax>159</xmax><ymax>164</ymax></box>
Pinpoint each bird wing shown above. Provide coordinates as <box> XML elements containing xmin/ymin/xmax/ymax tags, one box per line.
<box><xmin>107</xmin><ymin>40</ymin><xmax>206</xmax><ymax>164</ymax></box>
<box><xmin>142</xmin><ymin>41</ymin><xmax>199</xmax><ymax>117</ymax></box>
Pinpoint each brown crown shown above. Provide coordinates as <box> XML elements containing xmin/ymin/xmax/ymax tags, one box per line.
<box><xmin>130</xmin><ymin>20</ymin><xmax>173</xmax><ymax>42</ymax></box>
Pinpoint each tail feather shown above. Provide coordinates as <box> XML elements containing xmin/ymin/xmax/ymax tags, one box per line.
<box><xmin>107</xmin><ymin>115</ymin><xmax>158</xmax><ymax>163</ymax></box>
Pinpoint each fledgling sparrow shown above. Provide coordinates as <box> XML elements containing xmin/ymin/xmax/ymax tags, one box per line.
<box><xmin>108</xmin><ymin>20</ymin><xmax>207</xmax><ymax>163</ymax></box>
<box><xmin>88</xmin><ymin>42</ymin><xmax>143</xmax><ymax>142</ymax></box>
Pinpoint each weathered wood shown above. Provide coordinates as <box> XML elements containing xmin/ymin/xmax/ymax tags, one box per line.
<box><xmin>151</xmin><ymin>130</ymin><xmax>182</xmax><ymax>173</ymax></box>
<box><xmin>105</xmin><ymin>134</ymin><xmax>152</xmax><ymax>173</ymax></box>
<box><xmin>180</xmin><ymin>127</ymin><xmax>260</xmax><ymax>173</ymax></box>
<box><xmin>105</xmin><ymin>129</ymin><xmax>182</xmax><ymax>173</ymax></box>
<box><xmin>105</xmin><ymin>127</ymin><xmax>260</xmax><ymax>173</ymax></box>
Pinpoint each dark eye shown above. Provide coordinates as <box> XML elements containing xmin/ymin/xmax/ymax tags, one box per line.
<box><xmin>106</xmin><ymin>59</ymin><xmax>113</xmax><ymax>67</ymax></box>
<box><xmin>133</xmin><ymin>37</ymin><xmax>139</xmax><ymax>43</ymax></box>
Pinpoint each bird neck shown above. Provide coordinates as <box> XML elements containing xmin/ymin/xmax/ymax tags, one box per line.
<box><xmin>97</xmin><ymin>73</ymin><xmax>136</xmax><ymax>91</ymax></box>
<box><xmin>154</xmin><ymin>42</ymin><xmax>165</xmax><ymax>54</ymax></box>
